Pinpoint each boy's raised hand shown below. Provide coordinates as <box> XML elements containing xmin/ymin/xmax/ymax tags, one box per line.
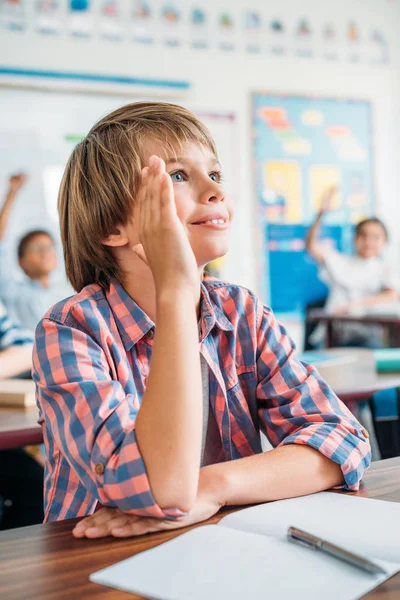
<box><xmin>8</xmin><ymin>173</ymin><xmax>28</xmax><ymax>195</ymax></box>
<box><xmin>319</xmin><ymin>186</ymin><xmax>336</xmax><ymax>215</ymax></box>
<box><xmin>133</xmin><ymin>155</ymin><xmax>199</xmax><ymax>301</ymax></box>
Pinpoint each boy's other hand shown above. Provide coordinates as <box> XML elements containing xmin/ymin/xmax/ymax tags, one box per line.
<box><xmin>72</xmin><ymin>466</ymin><xmax>225</xmax><ymax>539</ymax></box>
<box><xmin>9</xmin><ymin>173</ymin><xmax>28</xmax><ymax>195</ymax></box>
<box><xmin>134</xmin><ymin>155</ymin><xmax>199</xmax><ymax>302</ymax></box>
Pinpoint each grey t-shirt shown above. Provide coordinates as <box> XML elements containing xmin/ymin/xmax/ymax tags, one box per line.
<box><xmin>200</xmin><ymin>355</ymin><xmax>225</xmax><ymax>467</ymax></box>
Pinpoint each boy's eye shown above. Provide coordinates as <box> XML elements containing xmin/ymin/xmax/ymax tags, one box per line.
<box><xmin>210</xmin><ymin>171</ymin><xmax>222</xmax><ymax>183</ymax></box>
<box><xmin>170</xmin><ymin>171</ymin><xmax>185</xmax><ymax>183</ymax></box>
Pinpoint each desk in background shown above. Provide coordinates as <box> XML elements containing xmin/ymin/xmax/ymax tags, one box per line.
<box><xmin>308</xmin><ymin>310</ymin><xmax>400</xmax><ymax>348</ymax></box>
<box><xmin>0</xmin><ymin>406</ymin><xmax>42</xmax><ymax>450</ymax></box>
<box><xmin>0</xmin><ymin>457</ymin><xmax>398</xmax><ymax>599</ymax></box>
<box><xmin>301</xmin><ymin>347</ymin><xmax>400</xmax><ymax>404</ymax></box>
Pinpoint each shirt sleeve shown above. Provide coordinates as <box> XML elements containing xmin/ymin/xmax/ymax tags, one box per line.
<box><xmin>32</xmin><ymin>316</ymin><xmax>185</xmax><ymax>520</ymax></box>
<box><xmin>255</xmin><ymin>303</ymin><xmax>371</xmax><ymax>491</ymax></box>
<box><xmin>319</xmin><ymin>247</ymin><xmax>350</xmax><ymax>288</ymax></box>
<box><xmin>0</xmin><ymin>300</ymin><xmax>33</xmax><ymax>350</ymax></box>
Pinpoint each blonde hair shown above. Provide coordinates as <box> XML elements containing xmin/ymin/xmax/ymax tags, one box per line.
<box><xmin>58</xmin><ymin>102</ymin><xmax>217</xmax><ymax>292</ymax></box>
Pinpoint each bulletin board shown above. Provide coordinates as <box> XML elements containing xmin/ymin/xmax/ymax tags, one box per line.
<box><xmin>252</xmin><ymin>93</ymin><xmax>375</xmax><ymax>313</ymax></box>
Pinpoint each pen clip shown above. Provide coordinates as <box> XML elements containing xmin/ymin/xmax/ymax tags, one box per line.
<box><xmin>287</xmin><ymin>526</ymin><xmax>320</xmax><ymax>550</ymax></box>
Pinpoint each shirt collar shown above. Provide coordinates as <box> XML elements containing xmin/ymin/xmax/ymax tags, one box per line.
<box><xmin>199</xmin><ymin>281</ymin><xmax>234</xmax><ymax>341</ymax></box>
<box><xmin>107</xmin><ymin>280</ymin><xmax>234</xmax><ymax>351</ymax></box>
<box><xmin>106</xmin><ymin>281</ymin><xmax>154</xmax><ymax>351</ymax></box>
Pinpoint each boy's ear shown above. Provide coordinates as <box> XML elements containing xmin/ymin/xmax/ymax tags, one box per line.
<box><xmin>102</xmin><ymin>226</ymin><xmax>130</xmax><ymax>248</ymax></box>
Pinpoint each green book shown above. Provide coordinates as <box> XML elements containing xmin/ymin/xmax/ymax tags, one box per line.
<box><xmin>373</xmin><ymin>348</ymin><xmax>400</xmax><ymax>372</ymax></box>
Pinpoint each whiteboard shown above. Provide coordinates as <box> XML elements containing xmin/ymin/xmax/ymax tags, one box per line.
<box><xmin>0</xmin><ymin>87</ymin><xmax>238</xmax><ymax>279</ymax></box>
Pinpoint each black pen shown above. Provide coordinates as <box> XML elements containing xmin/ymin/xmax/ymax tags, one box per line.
<box><xmin>287</xmin><ymin>526</ymin><xmax>387</xmax><ymax>575</ymax></box>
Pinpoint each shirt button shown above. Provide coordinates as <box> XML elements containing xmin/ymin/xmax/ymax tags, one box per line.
<box><xmin>95</xmin><ymin>463</ymin><xmax>105</xmax><ymax>475</ymax></box>
<box><xmin>147</xmin><ymin>329</ymin><xmax>154</xmax><ymax>340</ymax></box>
<box><xmin>362</xmin><ymin>428</ymin><xmax>369</xmax><ymax>439</ymax></box>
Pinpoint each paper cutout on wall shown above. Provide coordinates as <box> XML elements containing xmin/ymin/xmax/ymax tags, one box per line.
<box><xmin>100</xmin><ymin>0</ymin><xmax>122</xmax><ymax>41</ymax></box>
<box><xmin>132</xmin><ymin>0</ymin><xmax>153</xmax><ymax>44</ymax></box>
<box><xmin>262</xmin><ymin>161</ymin><xmax>302</xmax><ymax>223</ymax></box>
<box><xmin>68</xmin><ymin>0</ymin><xmax>93</xmax><ymax>38</ymax></box>
<box><xmin>0</xmin><ymin>0</ymin><xmax>26</xmax><ymax>31</ymax></box>
<box><xmin>244</xmin><ymin>11</ymin><xmax>263</xmax><ymax>53</ymax></box>
<box><xmin>218</xmin><ymin>11</ymin><xmax>235</xmax><ymax>51</ymax></box>
<box><xmin>310</xmin><ymin>165</ymin><xmax>341</xmax><ymax>214</ymax></box>
<box><xmin>190</xmin><ymin>7</ymin><xmax>209</xmax><ymax>49</ymax></box>
<box><xmin>35</xmin><ymin>0</ymin><xmax>62</xmax><ymax>35</ymax></box>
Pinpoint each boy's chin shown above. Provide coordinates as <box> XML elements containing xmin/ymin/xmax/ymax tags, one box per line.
<box><xmin>197</xmin><ymin>250</ymin><xmax>227</xmax><ymax>269</ymax></box>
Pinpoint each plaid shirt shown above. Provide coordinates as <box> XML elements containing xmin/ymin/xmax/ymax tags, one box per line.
<box><xmin>33</xmin><ymin>279</ymin><xmax>371</xmax><ymax>523</ymax></box>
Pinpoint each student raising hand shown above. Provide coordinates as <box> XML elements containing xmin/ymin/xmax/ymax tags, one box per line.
<box><xmin>132</xmin><ymin>156</ymin><xmax>200</xmax><ymax>303</ymax></box>
<box><xmin>9</xmin><ymin>173</ymin><xmax>28</xmax><ymax>194</ymax></box>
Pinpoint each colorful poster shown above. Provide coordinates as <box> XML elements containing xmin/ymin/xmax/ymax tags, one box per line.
<box><xmin>68</xmin><ymin>0</ymin><xmax>93</xmax><ymax>38</ymax></box>
<box><xmin>132</xmin><ymin>0</ymin><xmax>154</xmax><ymax>44</ymax></box>
<box><xmin>35</xmin><ymin>0</ymin><xmax>62</xmax><ymax>35</ymax></box>
<box><xmin>0</xmin><ymin>0</ymin><xmax>26</xmax><ymax>31</ymax></box>
<box><xmin>295</xmin><ymin>18</ymin><xmax>313</xmax><ymax>58</ymax></box>
<box><xmin>243</xmin><ymin>10</ymin><xmax>263</xmax><ymax>53</ymax></box>
<box><xmin>190</xmin><ymin>7</ymin><xmax>208</xmax><ymax>49</ymax></box>
<box><xmin>263</xmin><ymin>161</ymin><xmax>302</xmax><ymax>223</ymax></box>
<box><xmin>310</xmin><ymin>165</ymin><xmax>341</xmax><ymax>213</ymax></box>
<box><xmin>268</xmin><ymin>18</ymin><xmax>287</xmax><ymax>56</ymax></box>
<box><xmin>161</xmin><ymin>2</ymin><xmax>183</xmax><ymax>47</ymax></box>
<box><xmin>100</xmin><ymin>0</ymin><xmax>122</xmax><ymax>41</ymax></box>
<box><xmin>217</xmin><ymin>11</ymin><xmax>235</xmax><ymax>51</ymax></box>
<box><xmin>253</xmin><ymin>94</ymin><xmax>374</xmax><ymax>312</ymax></box>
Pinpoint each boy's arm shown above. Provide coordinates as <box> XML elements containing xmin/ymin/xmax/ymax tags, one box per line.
<box><xmin>253</xmin><ymin>305</ymin><xmax>370</xmax><ymax>490</ymax></box>
<box><xmin>305</xmin><ymin>186</ymin><xmax>335</xmax><ymax>264</ymax></box>
<box><xmin>33</xmin><ymin>317</ymin><xmax>194</xmax><ymax>520</ymax></box>
<box><xmin>0</xmin><ymin>174</ymin><xmax>27</xmax><ymax>290</ymax></box>
<box><xmin>0</xmin><ymin>174</ymin><xmax>27</xmax><ymax>241</ymax></box>
<box><xmin>133</xmin><ymin>157</ymin><xmax>203</xmax><ymax>512</ymax></box>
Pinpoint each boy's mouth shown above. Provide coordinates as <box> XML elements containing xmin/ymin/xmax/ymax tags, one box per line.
<box><xmin>191</xmin><ymin>213</ymin><xmax>229</xmax><ymax>230</ymax></box>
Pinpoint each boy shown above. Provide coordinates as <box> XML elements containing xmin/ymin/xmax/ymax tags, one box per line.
<box><xmin>0</xmin><ymin>173</ymin><xmax>70</xmax><ymax>331</ymax></box>
<box><xmin>306</xmin><ymin>188</ymin><xmax>398</xmax><ymax>348</ymax></box>
<box><xmin>33</xmin><ymin>103</ymin><xmax>370</xmax><ymax>538</ymax></box>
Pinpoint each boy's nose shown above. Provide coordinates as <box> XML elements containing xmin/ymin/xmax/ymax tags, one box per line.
<box><xmin>200</xmin><ymin>185</ymin><xmax>225</xmax><ymax>204</ymax></box>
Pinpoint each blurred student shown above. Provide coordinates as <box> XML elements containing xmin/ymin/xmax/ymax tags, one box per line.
<box><xmin>306</xmin><ymin>188</ymin><xmax>398</xmax><ymax>348</ymax></box>
<box><xmin>0</xmin><ymin>300</ymin><xmax>44</xmax><ymax>529</ymax></box>
<box><xmin>0</xmin><ymin>173</ymin><xmax>70</xmax><ymax>331</ymax></box>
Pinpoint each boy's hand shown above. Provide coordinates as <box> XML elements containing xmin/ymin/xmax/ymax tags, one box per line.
<box><xmin>8</xmin><ymin>173</ymin><xmax>28</xmax><ymax>195</ymax></box>
<box><xmin>133</xmin><ymin>155</ymin><xmax>199</xmax><ymax>301</ymax></box>
<box><xmin>72</xmin><ymin>466</ymin><xmax>225</xmax><ymax>539</ymax></box>
<box><xmin>319</xmin><ymin>186</ymin><xmax>336</xmax><ymax>215</ymax></box>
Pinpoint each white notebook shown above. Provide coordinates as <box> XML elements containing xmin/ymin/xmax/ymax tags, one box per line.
<box><xmin>90</xmin><ymin>492</ymin><xmax>400</xmax><ymax>600</ymax></box>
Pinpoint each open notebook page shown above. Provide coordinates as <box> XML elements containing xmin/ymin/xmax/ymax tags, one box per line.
<box><xmin>220</xmin><ymin>492</ymin><xmax>400</xmax><ymax>563</ymax></box>
<box><xmin>90</xmin><ymin>525</ymin><xmax>399</xmax><ymax>600</ymax></box>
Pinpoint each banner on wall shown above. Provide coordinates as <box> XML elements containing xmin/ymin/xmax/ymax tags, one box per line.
<box><xmin>252</xmin><ymin>93</ymin><xmax>374</xmax><ymax>313</ymax></box>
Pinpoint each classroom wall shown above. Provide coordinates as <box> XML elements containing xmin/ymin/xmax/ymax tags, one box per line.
<box><xmin>1</xmin><ymin>0</ymin><xmax>399</xmax><ymax>311</ymax></box>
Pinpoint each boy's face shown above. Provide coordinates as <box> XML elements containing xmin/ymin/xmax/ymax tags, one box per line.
<box><xmin>133</xmin><ymin>140</ymin><xmax>233</xmax><ymax>268</ymax></box>
<box><xmin>19</xmin><ymin>233</ymin><xmax>57</xmax><ymax>279</ymax></box>
<box><xmin>355</xmin><ymin>222</ymin><xmax>387</xmax><ymax>259</ymax></box>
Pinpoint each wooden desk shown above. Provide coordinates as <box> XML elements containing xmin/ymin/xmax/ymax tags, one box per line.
<box><xmin>0</xmin><ymin>457</ymin><xmax>399</xmax><ymax>600</ymax></box>
<box><xmin>308</xmin><ymin>310</ymin><xmax>400</xmax><ymax>348</ymax></box>
<box><xmin>0</xmin><ymin>406</ymin><xmax>42</xmax><ymax>450</ymax></box>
